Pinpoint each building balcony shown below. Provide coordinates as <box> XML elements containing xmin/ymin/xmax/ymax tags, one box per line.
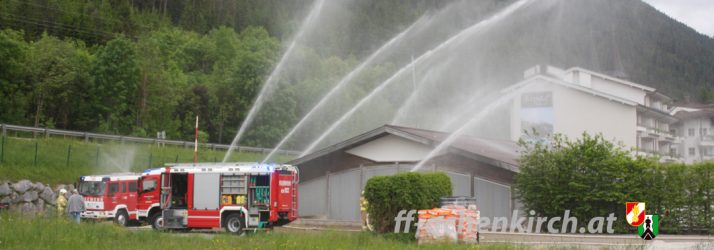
<box><xmin>699</xmin><ymin>135</ymin><xmax>714</xmax><ymax>146</ymax></box>
<box><xmin>635</xmin><ymin>149</ymin><xmax>682</xmax><ymax>162</ymax></box>
<box><xmin>636</xmin><ymin>125</ymin><xmax>680</xmax><ymax>142</ymax></box>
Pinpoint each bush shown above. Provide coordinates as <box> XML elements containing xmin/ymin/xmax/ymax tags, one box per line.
<box><xmin>516</xmin><ymin>132</ymin><xmax>714</xmax><ymax>234</ymax></box>
<box><xmin>364</xmin><ymin>172</ymin><xmax>452</xmax><ymax>233</ymax></box>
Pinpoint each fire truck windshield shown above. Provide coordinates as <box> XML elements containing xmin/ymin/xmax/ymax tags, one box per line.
<box><xmin>79</xmin><ymin>181</ymin><xmax>106</xmax><ymax>196</ymax></box>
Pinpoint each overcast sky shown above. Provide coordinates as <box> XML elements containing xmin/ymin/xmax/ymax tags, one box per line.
<box><xmin>642</xmin><ymin>0</ymin><xmax>714</xmax><ymax>37</ymax></box>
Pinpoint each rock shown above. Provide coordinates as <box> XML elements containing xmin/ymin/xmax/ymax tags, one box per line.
<box><xmin>11</xmin><ymin>192</ymin><xmax>21</xmax><ymax>203</ymax></box>
<box><xmin>8</xmin><ymin>202</ymin><xmax>36</xmax><ymax>214</ymax></box>
<box><xmin>0</xmin><ymin>182</ymin><xmax>11</xmax><ymax>196</ymax></box>
<box><xmin>34</xmin><ymin>199</ymin><xmax>45</xmax><ymax>213</ymax></box>
<box><xmin>40</xmin><ymin>187</ymin><xmax>56</xmax><ymax>204</ymax></box>
<box><xmin>34</xmin><ymin>182</ymin><xmax>45</xmax><ymax>191</ymax></box>
<box><xmin>20</xmin><ymin>202</ymin><xmax>37</xmax><ymax>214</ymax></box>
<box><xmin>22</xmin><ymin>191</ymin><xmax>38</xmax><ymax>202</ymax></box>
<box><xmin>0</xmin><ymin>196</ymin><xmax>11</xmax><ymax>204</ymax></box>
<box><xmin>12</xmin><ymin>180</ymin><xmax>33</xmax><ymax>193</ymax></box>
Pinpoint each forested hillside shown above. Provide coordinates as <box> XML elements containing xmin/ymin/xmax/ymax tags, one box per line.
<box><xmin>0</xmin><ymin>0</ymin><xmax>447</xmax><ymax>145</ymax></box>
<box><xmin>1</xmin><ymin>0</ymin><xmax>714</xmax><ymax>149</ymax></box>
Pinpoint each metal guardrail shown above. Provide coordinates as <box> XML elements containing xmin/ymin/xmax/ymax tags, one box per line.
<box><xmin>0</xmin><ymin>123</ymin><xmax>300</xmax><ymax>155</ymax></box>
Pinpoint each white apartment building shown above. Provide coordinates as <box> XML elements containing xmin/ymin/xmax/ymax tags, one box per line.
<box><xmin>508</xmin><ymin>65</ymin><xmax>682</xmax><ymax>161</ymax></box>
<box><xmin>671</xmin><ymin>105</ymin><xmax>714</xmax><ymax>164</ymax></box>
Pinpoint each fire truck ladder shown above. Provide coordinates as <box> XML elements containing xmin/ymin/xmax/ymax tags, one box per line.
<box><xmin>291</xmin><ymin>175</ymin><xmax>298</xmax><ymax>216</ymax></box>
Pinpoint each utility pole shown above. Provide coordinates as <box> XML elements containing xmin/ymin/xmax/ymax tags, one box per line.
<box><xmin>194</xmin><ymin>116</ymin><xmax>199</xmax><ymax>165</ymax></box>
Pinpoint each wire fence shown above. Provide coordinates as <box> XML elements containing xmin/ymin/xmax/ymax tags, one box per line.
<box><xmin>0</xmin><ymin>123</ymin><xmax>299</xmax><ymax>156</ymax></box>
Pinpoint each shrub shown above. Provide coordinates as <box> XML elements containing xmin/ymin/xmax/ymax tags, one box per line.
<box><xmin>516</xmin><ymin>132</ymin><xmax>714</xmax><ymax>234</ymax></box>
<box><xmin>364</xmin><ymin>172</ymin><xmax>452</xmax><ymax>233</ymax></box>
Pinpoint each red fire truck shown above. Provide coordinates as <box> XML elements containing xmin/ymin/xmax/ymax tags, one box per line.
<box><xmin>136</xmin><ymin>162</ymin><xmax>298</xmax><ymax>233</ymax></box>
<box><xmin>78</xmin><ymin>173</ymin><xmax>141</xmax><ymax>226</ymax></box>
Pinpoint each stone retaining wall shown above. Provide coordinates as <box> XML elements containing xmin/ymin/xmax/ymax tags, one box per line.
<box><xmin>0</xmin><ymin>180</ymin><xmax>74</xmax><ymax>214</ymax></box>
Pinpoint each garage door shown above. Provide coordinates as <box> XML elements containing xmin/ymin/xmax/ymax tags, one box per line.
<box><xmin>446</xmin><ymin>171</ymin><xmax>471</xmax><ymax>196</ymax></box>
<box><xmin>298</xmin><ymin>177</ymin><xmax>326</xmax><ymax>217</ymax></box>
<box><xmin>473</xmin><ymin>177</ymin><xmax>511</xmax><ymax>219</ymax></box>
<box><xmin>328</xmin><ymin>169</ymin><xmax>361</xmax><ymax>221</ymax></box>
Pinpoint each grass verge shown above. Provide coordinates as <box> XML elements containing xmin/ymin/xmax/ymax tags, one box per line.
<box><xmin>0</xmin><ymin>136</ymin><xmax>293</xmax><ymax>185</ymax></box>
<box><xmin>0</xmin><ymin>213</ymin><xmax>533</xmax><ymax>250</ymax></box>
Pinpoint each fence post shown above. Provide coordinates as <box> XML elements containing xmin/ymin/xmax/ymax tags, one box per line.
<box><xmin>148</xmin><ymin>152</ymin><xmax>153</xmax><ymax>168</ymax></box>
<box><xmin>0</xmin><ymin>133</ymin><xmax>4</xmax><ymax>164</ymax></box>
<box><xmin>84</xmin><ymin>133</ymin><xmax>88</xmax><ymax>143</ymax></box>
<box><xmin>95</xmin><ymin>147</ymin><xmax>100</xmax><ymax>166</ymax></box>
<box><xmin>175</xmin><ymin>154</ymin><xmax>179</xmax><ymax>163</ymax></box>
<box><xmin>34</xmin><ymin>141</ymin><xmax>38</xmax><ymax>166</ymax></box>
<box><xmin>66</xmin><ymin>145</ymin><xmax>72</xmax><ymax>168</ymax></box>
<box><xmin>1</xmin><ymin>124</ymin><xmax>5</xmax><ymax>137</ymax></box>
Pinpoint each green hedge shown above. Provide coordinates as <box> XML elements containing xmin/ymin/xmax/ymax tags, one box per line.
<box><xmin>516</xmin><ymin>133</ymin><xmax>714</xmax><ymax>234</ymax></box>
<box><xmin>364</xmin><ymin>172</ymin><xmax>452</xmax><ymax>233</ymax></box>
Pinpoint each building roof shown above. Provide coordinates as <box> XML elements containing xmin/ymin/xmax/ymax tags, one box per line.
<box><xmin>505</xmin><ymin>74</ymin><xmax>639</xmax><ymax>107</ymax></box>
<box><xmin>509</xmin><ymin>72</ymin><xmax>680</xmax><ymax>123</ymax></box>
<box><xmin>565</xmin><ymin>67</ymin><xmax>656</xmax><ymax>92</ymax></box>
<box><xmin>672</xmin><ymin>105</ymin><xmax>714</xmax><ymax>120</ymax></box>
<box><xmin>289</xmin><ymin>125</ymin><xmax>520</xmax><ymax>172</ymax></box>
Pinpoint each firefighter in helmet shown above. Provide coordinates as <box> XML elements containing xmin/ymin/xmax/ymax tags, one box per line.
<box><xmin>360</xmin><ymin>190</ymin><xmax>371</xmax><ymax>231</ymax></box>
<box><xmin>56</xmin><ymin>189</ymin><xmax>67</xmax><ymax>217</ymax></box>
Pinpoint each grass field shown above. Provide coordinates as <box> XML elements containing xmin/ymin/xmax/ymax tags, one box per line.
<box><xmin>0</xmin><ymin>135</ymin><xmax>293</xmax><ymax>185</ymax></box>
<box><xmin>0</xmin><ymin>213</ymin><xmax>537</xmax><ymax>250</ymax></box>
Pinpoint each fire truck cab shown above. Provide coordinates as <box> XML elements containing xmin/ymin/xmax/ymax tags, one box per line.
<box><xmin>78</xmin><ymin>173</ymin><xmax>141</xmax><ymax>226</ymax></box>
<box><xmin>137</xmin><ymin>169</ymin><xmax>163</xmax><ymax>229</ymax></box>
<box><xmin>139</xmin><ymin>162</ymin><xmax>298</xmax><ymax>233</ymax></box>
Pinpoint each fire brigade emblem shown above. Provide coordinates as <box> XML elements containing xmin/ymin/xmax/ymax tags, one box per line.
<box><xmin>626</xmin><ymin>202</ymin><xmax>645</xmax><ymax>227</ymax></box>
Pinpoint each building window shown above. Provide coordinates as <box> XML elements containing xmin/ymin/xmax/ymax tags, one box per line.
<box><xmin>701</xmin><ymin>128</ymin><xmax>708</xmax><ymax>136</ymax></box>
<box><xmin>688</xmin><ymin>128</ymin><xmax>695</xmax><ymax>136</ymax></box>
<box><xmin>702</xmin><ymin>147</ymin><xmax>709</xmax><ymax>156</ymax></box>
<box><xmin>689</xmin><ymin>147</ymin><xmax>696</xmax><ymax>156</ymax></box>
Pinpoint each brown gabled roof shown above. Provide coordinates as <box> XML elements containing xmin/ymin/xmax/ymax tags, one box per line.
<box><xmin>289</xmin><ymin>124</ymin><xmax>520</xmax><ymax>171</ymax></box>
<box><xmin>385</xmin><ymin>125</ymin><xmax>520</xmax><ymax>166</ymax></box>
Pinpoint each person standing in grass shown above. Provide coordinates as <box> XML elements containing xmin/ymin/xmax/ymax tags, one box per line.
<box><xmin>67</xmin><ymin>189</ymin><xmax>85</xmax><ymax>223</ymax></box>
<box><xmin>360</xmin><ymin>190</ymin><xmax>370</xmax><ymax>231</ymax></box>
<box><xmin>56</xmin><ymin>189</ymin><xmax>68</xmax><ymax>216</ymax></box>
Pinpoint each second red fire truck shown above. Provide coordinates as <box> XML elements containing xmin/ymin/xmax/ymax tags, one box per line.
<box><xmin>136</xmin><ymin>162</ymin><xmax>299</xmax><ymax>233</ymax></box>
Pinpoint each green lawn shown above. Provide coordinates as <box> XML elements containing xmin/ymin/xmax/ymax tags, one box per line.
<box><xmin>0</xmin><ymin>136</ymin><xmax>293</xmax><ymax>185</ymax></box>
<box><xmin>0</xmin><ymin>213</ymin><xmax>532</xmax><ymax>250</ymax></box>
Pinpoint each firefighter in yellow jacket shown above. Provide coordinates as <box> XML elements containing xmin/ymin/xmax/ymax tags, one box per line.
<box><xmin>360</xmin><ymin>190</ymin><xmax>370</xmax><ymax>231</ymax></box>
<box><xmin>56</xmin><ymin>189</ymin><xmax>68</xmax><ymax>216</ymax></box>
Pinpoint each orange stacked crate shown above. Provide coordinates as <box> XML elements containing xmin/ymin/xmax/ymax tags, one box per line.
<box><xmin>416</xmin><ymin>198</ymin><xmax>480</xmax><ymax>244</ymax></box>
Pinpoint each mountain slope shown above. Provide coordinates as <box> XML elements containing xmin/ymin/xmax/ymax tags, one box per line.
<box><xmin>485</xmin><ymin>0</ymin><xmax>714</xmax><ymax>100</ymax></box>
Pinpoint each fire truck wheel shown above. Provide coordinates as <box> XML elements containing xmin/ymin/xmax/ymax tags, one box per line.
<box><xmin>150</xmin><ymin>213</ymin><xmax>164</xmax><ymax>230</ymax></box>
<box><xmin>224</xmin><ymin>213</ymin><xmax>244</xmax><ymax>234</ymax></box>
<box><xmin>115</xmin><ymin>210</ymin><xmax>129</xmax><ymax>227</ymax></box>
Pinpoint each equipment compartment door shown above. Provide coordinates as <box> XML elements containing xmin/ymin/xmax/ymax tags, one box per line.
<box><xmin>192</xmin><ymin>173</ymin><xmax>220</xmax><ymax>210</ymax></box>
<box><xmin>160</xmin><ymin>173</ymin><xmax>170</xmax><ymax>209</ymax></box>
<box><xmin>189</xmin><ymin>173</ymin><xmax>221</xmax><ymax>228</ymax></box>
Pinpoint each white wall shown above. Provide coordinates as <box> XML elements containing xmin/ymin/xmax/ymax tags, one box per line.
<box><xmin>511</xmin><ymin>79</ymin><xmax>637</xmax><ymax>148</ymax></box>
<box><xmin>678</xmin><ymin>118</ymin><xmax>714</xmax><ymax>164</ymax></box>
<box><xmin>588</xmin><ymin>75</ymin><xmax>647</xmax><ymax>105</ymax></box>
<box><xmin>345</xmin><ymin>134</ymin><xmax>433</xmax><ymax>162</ymax></box>
<box><xmin>556</xmin><ymin>84</ymin><xmax>637</xmax><ymax>147</ymax></box>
